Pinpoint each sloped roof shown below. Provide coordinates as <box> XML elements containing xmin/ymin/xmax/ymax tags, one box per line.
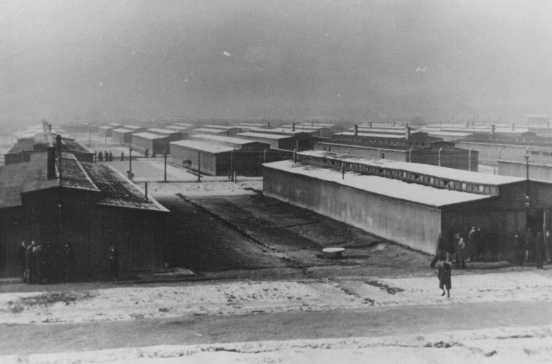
<box><xmin>0</xmin><ymin>152</ymin><xmax>167</xmax><ymax>212</ymax></box>
<box><xmin>82</xmin><ymin>163</ymin><xmax>168</xmax><ymax>212</ymax></box>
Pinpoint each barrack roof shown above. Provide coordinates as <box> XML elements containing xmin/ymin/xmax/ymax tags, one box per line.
<box><xmin>132</xmin><ymin>132</ymin><xmax>168</xmax><ymax>140</ymax></box>
<box><xmin>299</xmin><ymin>150</ymin><xmax>525</xmax><ymax>186</ymax></box>
<box><xmin>264</xmin><ymin>160</ymin><xmax>491</xmax><ymax>208</ymax></box>
<box><xmin>170</xmin><ymin>139</ymin><xmax>234</xmax><ymax>153</ymax></box>
<box><xmin>238</xmin><ymin>132</ymin><xmax>290</xmax><ymax>140</ymax></box>
<box><xmin>191</xmin><ymin>134</ymin><xmax>263</xmax><ymax>146</ymax></box>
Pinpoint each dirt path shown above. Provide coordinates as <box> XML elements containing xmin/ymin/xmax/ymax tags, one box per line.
<box><xmin>0</xmin><ymin>300</ymin><xmax>551</xmax><ymax>356</ymax></box>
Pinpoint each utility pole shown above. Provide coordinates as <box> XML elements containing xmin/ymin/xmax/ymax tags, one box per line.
<box><xmin>468</xmin><ymin>149</ymin><xmax>472</xmax><ymax>171</ymax></box>
<box><xmin>127</xmin><ymin>146</ymin><xmax>134</xmax><ymax>180</ymax></box>
<box><xmin>163</xmin><ymin>153</ymin><xmax>168</xmax><ymax>183</ymax></box>
<box><xmin>438</xmin><ymin>147</ymin><xmax>443</xmax><ymax>166</ymax></box>
<box><xmin>197</xmin><ymin>151</ymin><xmax>201</xmax><ymax>182</ymax></box>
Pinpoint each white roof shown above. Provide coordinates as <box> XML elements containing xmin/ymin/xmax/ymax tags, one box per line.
<box><xmin>191</xmin><ymin>134</ymin><xmax>262</xmax><ymax>146</ymax></box>
<box><xmin>112</xmin><ymin>128</ymin><xmax>134</xmax><ymax>134</ymax></box>
<box><xmin>238</xmin><ymin>132</ymin><xmax>290</xmax><ymax>140</ymax></box>
<box><xmin>191</xmin><ymin>127</ymin><xmax>228</xmax><ymax>134</ymax></box>
<box><xmin>335</xmin><ymin>131</ymin><xmax>405</xmax><ymax>139</ymax></box>
<box><xmin>122</xmin><ymin>124</ymin><xmax>142</xmax><ymax>130</ymax></box>
<box><xmin>170</xmin><ymin>139</ymin><xmax>234</xmax><ymax>153</ymax></box>
<box><xmin>148</xmin><ymin>128</ymin><xmax>180</xmax><ymax>135</ymax></box>
<box><xmin>132</xmin><ymin>132</ymin><xmax>168</xmax><ymax>140</ymax></box>
<box><xmin>299</xmin><ymin>150</ymin><xmax>525</xmax><ymax>186</ymax></box>
<box><xmin>264</xmin><ymin>160</ymin><xmax>491</xmax><ymax>208</ymax></box>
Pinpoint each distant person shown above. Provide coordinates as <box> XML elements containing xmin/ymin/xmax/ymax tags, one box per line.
<box><xmin>120</xmin><ymin>152</ymin><xmax>125</xmax><ymax>161</ymax></box>
<box><xmin>467</xmin><ymin>226</ymin><xmax>479</xmax><ymax>260</ymax></box>
<box><xmin>108</xmin><ymin>244</ymin><xmax>119</xmax><ymax>280</ymax></box>
<box><xmin>109</xmin><ymin>151</ymin><xmax>113</xmax><ymax>161</ymax></box>
<box><xmin>455</xmin><ymin>233</ymin><xmax>466</xmax><ymax>269</ymax></box>
<box><xmin>546</xmin><ymin>230</ymin><xmax>552</xmax><ymax>264</ymax></box>
<box><xmin>145</xmin><ymin>149</ymin><xmax>149</xmax><ymax>158</ymax></box>
<box><xmin>98</xmin><ymin>151</ymin><xmax>104</xmax><ymax>162</ymax></box>
<box><xmin>25</xmin><ymin>241</ymin><xmax>34</xmax><ymax>283</ymax></box>
<box><xmin>435</xmin><ymin>253</ymin><xmax>452</xmax><ymax>298</ymax></box>
<box><xmin>536</xmin><ymin>230</ymin><xmax>545</xmax><ymax>269</ymax></box>
<box><xmin>514</xmin><ymin>231</ymin><xmax>527</xmax><ymax>266</ymax></box>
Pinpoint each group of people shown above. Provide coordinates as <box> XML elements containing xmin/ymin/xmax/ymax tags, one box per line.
<box><xmin>436</xmin><ymin>227</ymin><xmax>482</xmax><ymax>270</ymax></box>
<box><xmin>18</xmin><ymin>241</ymin><xmax>74</xmax><ymax>284</ymax></box>
<box><xmin>96</xmin><ymin>150</ymin><xmax>114</xmax><ymax>162</ymax></box>
<box><xmin>18</xmin><ymin>241</ymin><xmax>120</xmax><ymax>284</ymax></box>
<box><xmin>513</xmin><ymin>228</ymin><xmax>550</xmax><ymax>269</ymax></box>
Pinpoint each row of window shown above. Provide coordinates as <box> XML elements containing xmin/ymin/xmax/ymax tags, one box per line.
<box><xmin>299</xmin><ymin>155</ymin><xmax>498</xmax><ymax>196</ymax></box>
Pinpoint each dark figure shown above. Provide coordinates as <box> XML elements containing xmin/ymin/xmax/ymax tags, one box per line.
<box><xmin>109</xmin><ymin>151</ymin><xmax>113</xmax><ymax>161</ymax></box>
<box><xmin>455</xmin><ymin>233</ymin><xmax>466</xmax><ymax>269</ymax></box>
<box><xmin>546</xmin><ymin>230</ymin><xmax>552</xmax><ymax>264</ymax></box>
<box><xmin>535</xmin><ymin>230</ymin><xmax>545</xmax><ymax>269</ymax></box>
<box><xmin>98</xmin><ymin>151</ymin><xmax>104</xmax><ymax>162</ymax></box>
<box><xmin>514</xmin><ymin>231</ymin><xmax>527</xmax><ymax>266</ymax></box>
<box><xmin>436</xmin><ymin>254</ymin><xmax>452</xmax><ymax>298</ymax></box>
<box><xmin>63</xmin><ymin>242</ymin><xmax>75</xmax><ymax>282</ymax></box>
<box><xmin>31</xmin><ymin>242</ymin><xmax>42</xmax><ymax>284</ymax></box>
<box><xmin>24</xmin><ymin>241</ymin><xmax>33</xmax><ymax>283</ymax></box>
<box><xmin>18</xmin><ymin>241</ymin><xmax>26</xmax><ymax>280</ymax></box>
<box><xmin>108</xmin><ymin>244</ymin><xmax>119</xmax><ymax>280</ymax></box>
<box><xmin>467</xmin><ymin>226</ymin><xmax>480</xmax><ymax>260</ymax></box>
<box><xmin>145</xmin><ymin>149</ymin><xmax>149</xmax><ymax>158</ymax></box>
<box><xmin>120</xmin><ymin>152</ymin><xmax>125</xmax><ymax>161</ymax></box>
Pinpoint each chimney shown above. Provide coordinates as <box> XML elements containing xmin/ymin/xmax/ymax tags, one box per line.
<box><xmin>292</xmin><ymin>121</ymin><xmax>296</xmax><ymax>131</ymax></box>
<box><xmin>354</xmin><ymin>124</ymin><xmax>358</xmax><ymax>136</ymax></box>
<box><xmin>491</xmin><ymin>124</ymin><xmax>496</xmax><ymax>138</ymax></box>
<box><xmin>47</xmin><ymin>147</ymin><xmax>56</xmax><ymax>179</ymax></box>
<box><xmin>405</xmin><ymin>125</ymin><xmax>411</xmax><ymax>140</ymax></box>
<box><xmin>56</xmin><ymin>135</ymin><xmax>63</xmax><ymax>182</ymax></box>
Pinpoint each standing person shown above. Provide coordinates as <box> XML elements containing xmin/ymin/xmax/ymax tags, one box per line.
<box><xmin>513</xmin><ymin>231</ymin><xmax>526</xmax><ymax>266</ymax></box>
<box><xmin>98</xmin><ymin>151</ymin><xmax>104</xmax><ymax>162</ymax></box>
<box><xmin>436</xmin><ymin>253</ymin><xmax>452</xmax><ymax>298</ymax></box>
<box><xmin>455</xmin><ymin>233</ymin><xmax>466</xmax><ymax>269</ymax></box>
<box><xmin>24</xmin><ymin>241</ymin><xmax>33</xmax><ymax>283</ymax></box>
<box><xmin>108</xmin><ymin>244</ymin><xmax>119</xmax><ymax>281</ymax></box>
<box><xmin>545</xmin><ymin>230</ymin><xmax>551</xmax><ymax>264</ymax></box>
<box><xmin>31</xmin><ymin>242</ymin><xmax>42</xmax><ymax>284</ymax></box>
<box><xmin>63</xmin><ymin>242</ymin><xmax>75</xmax><ymax>282</ymax></box>
<box><xmin>535</xmin><ymin>230</ymin><xmax>545</xmax><ymax>269</ymax></box>
<box><xmin>467</xmin><ymin>226</ymin><xmax>478</xmax><ymax>261</ymax></box>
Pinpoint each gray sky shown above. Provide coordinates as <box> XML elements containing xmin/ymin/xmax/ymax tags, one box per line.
<box><xmin>1</xmin><ymin>0</ymin><xmax>551</xmax><ymax>126</ymax></box>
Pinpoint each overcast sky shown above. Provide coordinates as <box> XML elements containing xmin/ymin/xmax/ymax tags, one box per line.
<box><xmin>1</xmin><ymin>0</ymin><xmax>551</xmax><ymax>127</ymax></box>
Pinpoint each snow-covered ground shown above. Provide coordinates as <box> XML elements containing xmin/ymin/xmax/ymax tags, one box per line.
<box><xmin>1</xmin><ymin>271</ymin><xmax>551</xmax><ymax>325</ymax></box>
<box><xmin>4</xmin><ymin>325</ymin><xmax>552</xmax><ymax>364</ymax></box>
<box><xmin>149</xmin><ymin>179</ymin><xmax>262</xmax><ymax>197</ymax></box>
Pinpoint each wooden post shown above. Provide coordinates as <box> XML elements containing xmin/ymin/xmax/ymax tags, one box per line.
<box><xmin>163</xmin><ymin>153</ymin><xmax>167</xmax><ymax>183</ymax></box>
<box><xmin>197</xmin><ymin>151</ymin><xmax>201</xmax><ymax>182</ymax></box>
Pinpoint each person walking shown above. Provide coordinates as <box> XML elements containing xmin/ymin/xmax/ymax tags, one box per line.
<box><xmin>108</xmin><ymin>244</ymin><xmax>119</xmax><ymax>280</ymax></box>
<box><xmin>24</xmin><ymin>241</ymin><xmax>33</xmax><ymax>283</ymax></box>
<box><xmin>436</xmin><ymin>253</ymin><xmax>452</xmax><ymax>298</ymax></box>
<box><xmin>455</xmin><ymin>233</ymin><xmax>466</xmax><ymax>269</ymax></box>
<box><xmin>545</xmin><ymin>230</ymin><xmax>552</xmax><ymax>264</ymax></box>
<box><xmin>535</xmin><ymin>230</ymin><xmax>545</xmax><ymax>269</ymax></box>
<box><xmin>514</xmin><ymin>231</ymin><xmax>526</xmax><ymax>266</ymax></box>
